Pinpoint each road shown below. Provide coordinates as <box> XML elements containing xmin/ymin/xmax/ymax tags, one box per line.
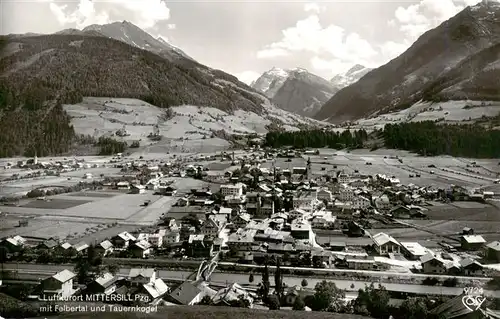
<box><xmin>4</xmin><ymin>263</ymin><xmax>500</xmax><ymax>298</ymax></box>
<box><xmin>6</xmin><ymin>258</ymin><xmax>493</xmax><ymax>283</ymax></box>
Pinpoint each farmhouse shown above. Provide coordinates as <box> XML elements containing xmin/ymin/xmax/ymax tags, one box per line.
<box><xmin>130</xmin><ymin>240</ymin><xmax>151</xmax><ymax>258</ymax></box>
<box><xmin>420</xmin><ymin>254</ymin><xmax>446</xmax><ymax>274</ymax></box>
<box><xmin>0</xmin><ymin>235</ymin><xmax>26</xmax><ymax>253</ymax></box>
<box><xmin>400</xmin><ymin>242</ymin><xmax>428</xmax><ymax>260</ymax></box>
<box><xmin>485</xmin><ymin>241</ymin><xmax>500</xmax><ymax>262</ymax></box>
<box><xmin>95</xmin><ymin>240</ymin><xmax>114</xmax><ymax>256</ymax></box>
<box><xmin>39</xmin><ymin>269</ymin><xmax>76</xmax><ymax>299</ymax></box>
<box><xmin>372</xmin><ymin>232</ymin><xmax>401</xmax><ymax>256</ymax></box>
<box><xmin>460</xmin><ymin>235</ymin><xmax>486</xmax><ymax>251</ymax></box>
<box><xmin>130</xmin><ymin>184</ymin><xmax>146</xmax><ymax>194</ymax></box>
<box><xmin>111</xmin><ymin>231</ymin><xmax>136</xmax><ymax>249</ymax></box>
<box><xmin>459</xmin><ymin>259</ymin><xmax>484</xmax><ymax>276</ymax></box>
<box><xmin>85</xmin><ymin>272</ymin><xmax>117</xmax><ymax>295</ymax></box>
<box><xmin>168</xmin><ymin>281</ymin><xmax>205</xmax><ymax>305</ymax></box>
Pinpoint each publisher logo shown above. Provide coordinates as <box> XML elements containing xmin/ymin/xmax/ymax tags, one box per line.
<box><xmin>462</xmin><ymin>295</ymin><xmax>485</xmax><ymax>312</ymax></box>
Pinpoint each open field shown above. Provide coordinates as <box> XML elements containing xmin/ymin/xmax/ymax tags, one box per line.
<box><xmin>41</xmin><ymin>305</ymin><xmax>372</xmax><ymax>319</ymax></box>
<box><xmin>424</xmin><ymin>201</ymin><xmax>500</xmax><ymax>221</ymax></box>
<box><xmin>302</xmin><ymin>149</ymin><xmax>500</xmax><ymax>189</ymax></box>
<box><xmin>62</xmin><ymin>97</ymin><xmax>326</xmax><ymax>154</ymax></box>
<box><xmin>0</xmin><ymin>214</ymin><xmax>104</xmax><ymax>242</ymax></box>
<box><xmin>401</xmin><ymin>219</ymin><xmax>500</xmax><ymax>243</ymax></box>
<box><xmin>353</xmin><ymin>100</ymin><xmax>500</xmax><ymax>131</ymax></box>
<box><xmin>0</xmin><ymin>174</ymin><xmax>212</xmax><ymax>241</ymax></box>
<box><xmin>0</xmin><ymin>165</ymin><xmax>123</xmax><ymax>197</ymax></box>
<box><xmin>21</xmin><ymin>198</ymin><xmax>92</xmax><ymax>209</ymax></box>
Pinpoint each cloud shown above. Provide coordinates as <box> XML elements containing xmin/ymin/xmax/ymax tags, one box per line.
<box><xmin>379</xmin><ymin>40</ymin><xmax>411</xmax><ymax>62</ymax></box>
<box><xmin>235</xmin><ymin>71</ymin><xmax>261</xmax><ymax>85</ymax></box>
<box><xmin>304</xmin><ymin>2</ymin><xmax>325</xmax><ymax>14</ymax></box>
<box><xmin>389</xmin><ymin>0</ymin><xmax>481</xmax><ymax>40</ymax></box>
<box><xmin>256</xmin><ymin>48</ymin><xmax>290</xmax><ymax>59</ymax></box>
<box><xmin>44</xmin><ymin>0</ymin><xmax>171</xmax><ymax>30</ymax></box>
<box><xmin>310</xmin><ymin>57</ymin><xmax>352</xmax><ymax>74</ymax></box>
<box><xmin>256</xmin><ymin>14</ymin><xmax>377</xmax><ymax>68</ymax></box>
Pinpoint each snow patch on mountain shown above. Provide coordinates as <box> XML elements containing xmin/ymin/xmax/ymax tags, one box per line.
<box><xmin>251</xmin><ymin>67</ymin><xmax>290</xmax><ymax>97</ymax></box>
<box><xmin>330</xmin><ymin>64</ymin><xmax>373</xmax><ymax>89</ymax></box>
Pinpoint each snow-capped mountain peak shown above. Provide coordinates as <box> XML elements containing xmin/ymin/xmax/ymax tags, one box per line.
<box><xmin>251</xmin><ymin>67</ymin><xmax>339</xmax><ymax>118</ymax></box>
<box><xmin>252</xmin><ymin>67</ymin><xmax>291</xmax><ymax>97</ymax></box>
<box><xmin>80</xmin><ymin>20</ymin><xmax>193</xmax><ymax>61</ymax></box>
<box><xmin>330</xmin><ymin>64</ymin><xmax>373</xmax><ymax>89</ymax></box>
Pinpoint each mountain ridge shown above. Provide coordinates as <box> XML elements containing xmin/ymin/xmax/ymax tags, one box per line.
<box><xmin>251</xmin><ymin>67</ymin><xmax>339</xmax><ymax>117</ymax></box>
<box><xmin>314</xmin><ymin>0</ymin><xmax>500</xmax><ymax>123</ymax></box>
<box><xmin>81</xmin><ymin>20</ymin><xmax>193</xmax><ymax>61</ymax></box>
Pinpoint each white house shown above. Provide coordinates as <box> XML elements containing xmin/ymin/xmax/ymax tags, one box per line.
<box><xmin>373</xmin><ymin>195</ymin><xmax>391</xmax><ymax>210</ymax></box>
<box><xmin>338</xmin><ymin>172</ymin><xmax>350</xmax><ymax>184</ymax></box>
<box><xmin>130</xmin><ymin>184</ymin><xmax>146</xmax><ymax>194</ymax></box>
<box><xmin>339</xmin><ymin>187</ymin><xmax>355</xmax><ymax>202</ymax></box>
<box><xmin>372</xmin><ymin>232</ymin><xmax>401</xmax><ymax>256</ymax></box>
<box><xmin>220</xmin><ymin>184</ymin><xmax>243</xmax><ymax>197</ymax></box>
<box><xmin>353</xmin><ymin>196</ymin><xmax>371</xmax><ymax>210</ymax></box>
<box><xmin>40</xmin><ymin>269</ymin><xmax>76</xmax><ymax>299</ymax></box>
<box><xmin>316</xmin><ymin>188</ymin><xmax>333</xmax><ymax>202</ymax></box>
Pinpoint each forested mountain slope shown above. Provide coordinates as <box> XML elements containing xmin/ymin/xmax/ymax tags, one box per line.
<box><xmin>0</xmin><ymin>34</ymin><xmax>267</xmax><ymax>157</ymax></box>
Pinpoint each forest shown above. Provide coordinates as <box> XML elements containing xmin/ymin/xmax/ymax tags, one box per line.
<box><xmin>264</xmin><ymin>129</ymin><xmax>369</xmax><ymax>149</ymax></box>
<box><xmin>0</xmin><ymin>33</ymin><xmax>267</xmax><ymax>158</ymax></box>
<box><xmin>382</xmin><ymin>121</ymin><xmax>500</xmax><ymax>158</ymax></box>
<box><xmin>0</xmin><ymin>79</ymin><xmax>78</xmax><ymax>157</ymax></box>
<box><xmin>97</xmin><ymin>137</ymin><xmax>128</xmax><ymax>155</ymax></box>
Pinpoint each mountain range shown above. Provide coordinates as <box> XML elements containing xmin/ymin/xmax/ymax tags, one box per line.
<box><xmin>315</xmin><ymin>0</ymin><xmax>500</xmax><ymax>123</ymax></box>
<box><xmin>250</xmin><ymin>65</ymin><xmax>371</xmax><ymax>117</ymax></box>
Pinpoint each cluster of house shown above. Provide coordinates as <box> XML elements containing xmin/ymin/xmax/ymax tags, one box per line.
<box><xmin>33</xmin><ymin>266</ymin><xmax>255</xmax><ymax>307</ymax></box>
<box><xmin>0</xmin><ymin>227</ymin><xmax>178</xmax><ymax>260</ymax></box>
<box><xmin>35</xmin><ymin>266</ymin><xmax>255</xmax><ymax>308</ymax></box>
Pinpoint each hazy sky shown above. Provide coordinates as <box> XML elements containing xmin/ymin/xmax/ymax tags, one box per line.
<box><xmin>1</xmin><ymin>0</ymin><xmax>483</xmax><ymax>84</ymax></box>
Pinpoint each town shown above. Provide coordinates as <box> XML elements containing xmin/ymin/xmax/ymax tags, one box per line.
<box><xmin>0</xmin><ymin>146</ymin><xmax>500</xmax><ymax>318</ymax></box>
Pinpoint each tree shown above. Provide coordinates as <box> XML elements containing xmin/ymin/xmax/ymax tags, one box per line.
<box><xmin>274</xmin><ymin>258</ymin><xmax>283</xmax><ymax>300</ymax></box>
<box><xmin>293</xmin><ymin>296</ymin><xmax>306</xmax><ymax>311</ymax></box>
<box><xmin>312</xmin><ymin>280</ymin><xmax>345</xmax><ymax>311</ymax></box>
<box><xmin>249</xmin><ymin>273</ymin><xmax>254</xmax><ymax>283</ymax></box>
<box><xmin>443</xmin><ymin>277</ymin><xmax>458</xmax><ymax>287</ymax></box>
<box><xmin>267</xmin><ymin>294</ymin><xmax>280</xmax><ymax>310</ymax></box>
<box><xmin>259</xmin><ymin>263</ymin><xmax>270</xmax><ymax>299</ymax></box>
<box><xmin>398</xmin><ymin>297</ymin><xmax>431</xmax><ymax>319</ymax></box>
<box><xmin>352</xmin><ymin>283</ymin><xmax>390</xmax><ymax>318</ymax></box>
<box><xmin>301</xmin><ymin>279</ymin><xmax>308</xmax><ymax>288</ymax></box>
<box><xmin>130</xmin><ymin>140</ymin><xmax>140</xmax><ymax>148</ymax></box>
<box><xmin>107</xmin><ymin>264</ymin><xmax>119</xmax><ymax>275</ymax></box>
<box><xmin>73</xmin><ymin>244</ymin><xmax>113</xmax><ymax>284</ymax></box>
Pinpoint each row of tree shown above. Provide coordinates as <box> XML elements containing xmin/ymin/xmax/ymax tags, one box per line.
<box><xmin>97</xmin><ymin>137</ymin><xmax>128</xmax><ymax>155</ymax></box>
<box><xmin>383</xmin><ymin>121</ymin><xmax>500</xmax><ymax>158</ymax></box>
<box><xmin>252</xmin><ymin>259</ymin><xmax>499</xmax><ymax>318</ymax></box>
<box><xmin>264</xmin><ymin>129</ymin><xmax>369</xmax><ymax>149</ymax></box>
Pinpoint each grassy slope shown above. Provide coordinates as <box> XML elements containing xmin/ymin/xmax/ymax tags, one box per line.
<box><xmin>41</xmin><ymin>306</ymin><xmax>372</xmax><ymax>319</ymax></box>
